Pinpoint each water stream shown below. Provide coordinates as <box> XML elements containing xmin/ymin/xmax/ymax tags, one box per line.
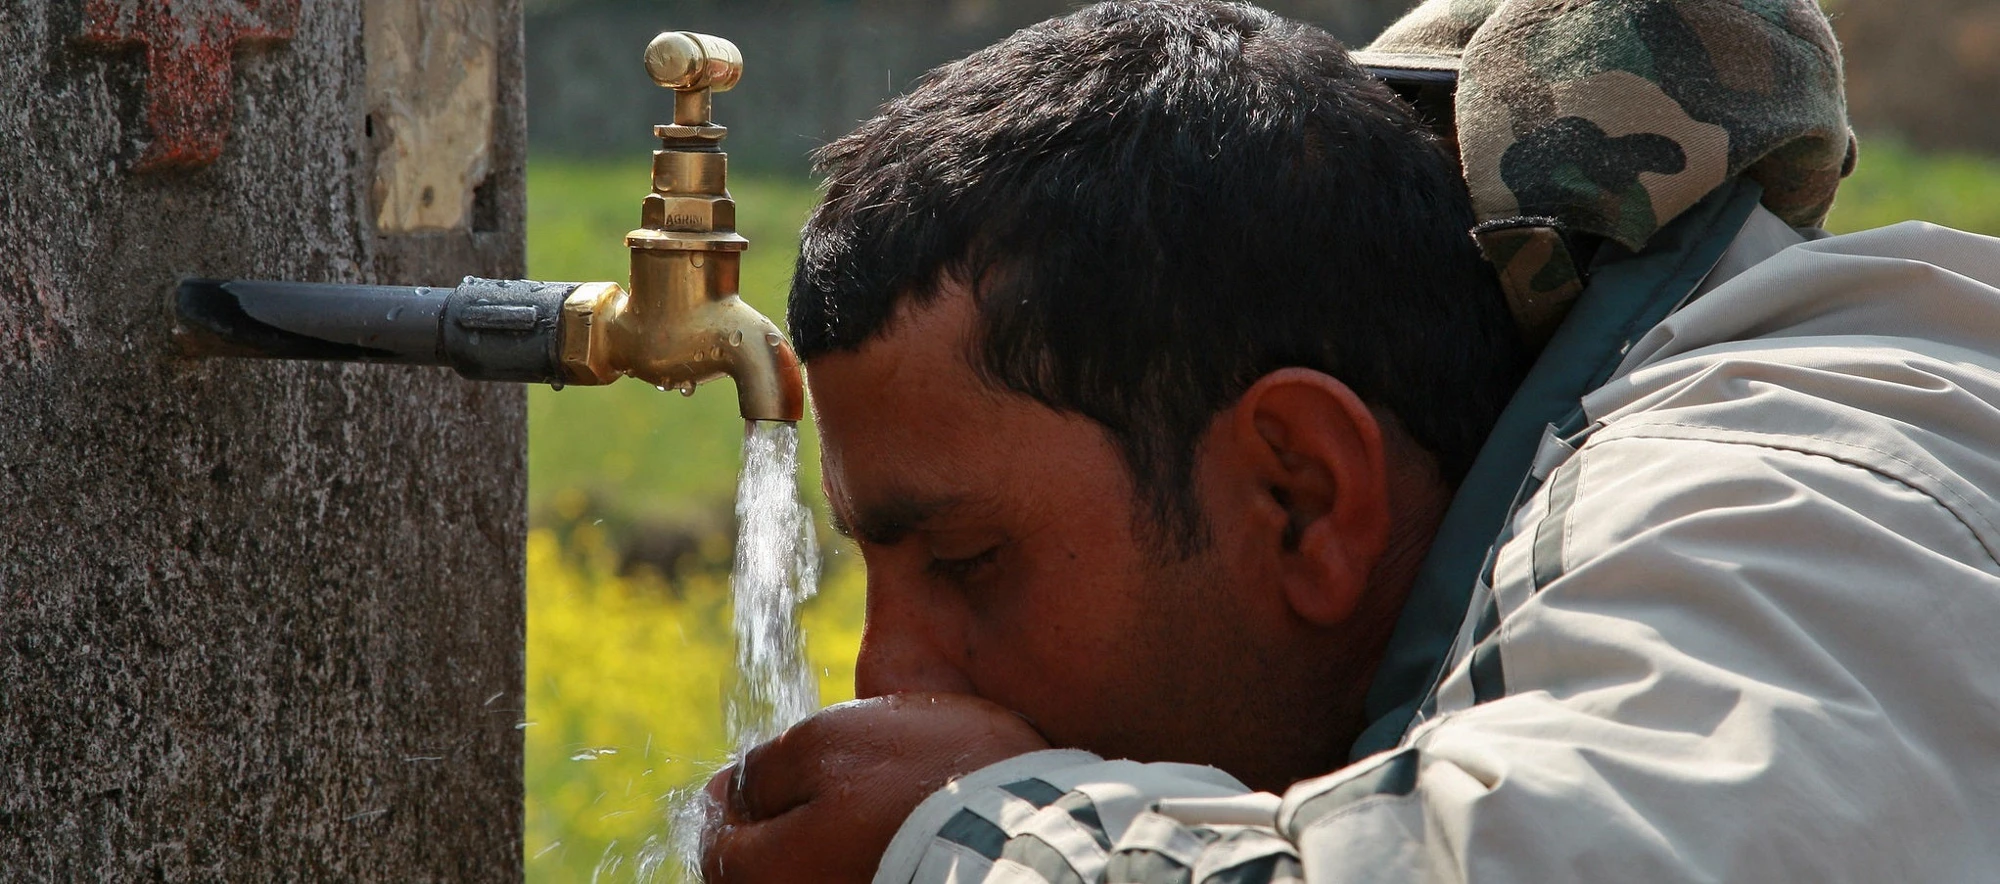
<box><xmin>724</xmin><ymin>420</ymin><xmax>822</xmax><ymax>752</ymax></box>
<box><xmin>644</xmin><ymin>420</ymin><xmax>821</xmax><ymax>881</ymax></box>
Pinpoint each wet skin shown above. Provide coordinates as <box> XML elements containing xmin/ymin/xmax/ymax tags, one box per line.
<box><xmin>701</xmin><ymin>282</ymin><xmax>1448</xmax><ymax>882</ymax></box>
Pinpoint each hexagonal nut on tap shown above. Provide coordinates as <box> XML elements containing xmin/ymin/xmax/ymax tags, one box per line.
<box><xmin>557</xmin><ymin>281</ymin><xmax>627</xmax><ymax>386</ymax></box>
<box><xmin>644</xmin><ymin>32</ymin><xmax>741</xmax><ymax>93</ymax></box>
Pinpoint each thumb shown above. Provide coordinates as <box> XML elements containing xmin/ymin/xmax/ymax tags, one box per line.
<box><xmin>729</xmin><ymin>720</ymin><xmax>831</xmax><ymax>823</ymax></box>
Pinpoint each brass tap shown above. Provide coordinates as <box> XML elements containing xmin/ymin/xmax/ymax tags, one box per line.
<box><xmin>556</xmin><ymin>31</ymin><xmax>805</xmax><ymax>423</ymax></box>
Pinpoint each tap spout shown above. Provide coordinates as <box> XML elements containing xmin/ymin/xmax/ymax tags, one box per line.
<box><xmin>713</xmin><ymin>298</ymin><xmax>806</xmax><ymax>423</ymax></box>
<box><xmin>557</xmin><ymin>273</ymin><xmax>803</xmax><ymax>422</ymax></box>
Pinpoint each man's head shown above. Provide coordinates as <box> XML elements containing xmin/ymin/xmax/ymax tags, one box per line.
<box><xmin>792</xmin><ymin>0</ymin><xmax>1523</xmax><ymax>788</ymax></box>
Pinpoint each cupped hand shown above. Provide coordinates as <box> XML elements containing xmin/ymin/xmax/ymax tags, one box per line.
<box><xmin>699</xmin><ymin>691</ymin><xmax>1051</xmax><ymax>883</ymax></box>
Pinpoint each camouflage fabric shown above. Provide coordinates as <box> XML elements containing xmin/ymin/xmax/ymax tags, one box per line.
<box><xmin>1353</xmin><ymin>0</ymin><xmax>1857</xmax><ymax>343</ymax></box>
<box><xmin>1353</xmin><ymin>0</ymin><xmax>1499</xmax><ymax>74</ymax></box>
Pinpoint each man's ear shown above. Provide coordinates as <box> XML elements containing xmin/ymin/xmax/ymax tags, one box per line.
<box><xmin>1224</xmin><ymin>368</ymin><xmax>1391</xmax><ymax>626</ymax></box>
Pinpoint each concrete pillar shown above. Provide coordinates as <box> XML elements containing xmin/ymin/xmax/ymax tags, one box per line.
<box><xmin>0</xmin><ymin>0</ymin><xmax>526</xmax><ymax>879</ymax></box>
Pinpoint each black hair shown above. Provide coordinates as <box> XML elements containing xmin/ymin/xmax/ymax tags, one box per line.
<box><xmin>790</xmin><ymin>0</ymin><xmax>1524</xmax><ymax>554</ymax></box>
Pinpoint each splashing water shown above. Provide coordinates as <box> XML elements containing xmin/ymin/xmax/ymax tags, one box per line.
<box><xmin>644</xmin><ymin>420</ymin><xmax>822</xmax><ymax>882</ymax></box>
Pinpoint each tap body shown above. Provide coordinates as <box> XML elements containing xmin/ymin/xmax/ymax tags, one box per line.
<box><xmin>557</xmin><ymin>33</ymin><xmax>804</xmax><ymax>422</ymax></box>
<box><xmin>557</xmin><ymin>245</ymin><xmax>803</xmax><ymax>422</ymax></box>
<box><xmin>171</xmin><ymin>31</ymin><xmax>804</xmax><ymax>424</ymax></box>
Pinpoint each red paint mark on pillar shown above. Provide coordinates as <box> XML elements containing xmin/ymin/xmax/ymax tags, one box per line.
<box><xmin>80</xmin><ymin>0</ymin><xmax>301</xmax><ymax>172</ymax></box>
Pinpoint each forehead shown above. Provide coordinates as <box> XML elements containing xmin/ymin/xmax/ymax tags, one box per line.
<box><xmin>807</xmin><ymin>287</ymin><xmax>1000</xmax><ymax>450</ymax></box>
<box><xmin>803</xmin><ymin>287</ymin><xmax>1104</xmax><ymax>520</ymax></box>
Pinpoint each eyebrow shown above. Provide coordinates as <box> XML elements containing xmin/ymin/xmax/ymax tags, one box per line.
<box><xmin>829</xmin><ymin>493</ymin><xmax>964</xmax><ymax>546</ymax></box>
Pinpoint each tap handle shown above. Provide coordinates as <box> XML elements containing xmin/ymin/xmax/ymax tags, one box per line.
<box><xmin>644</xmin><ymin>32</ymin><xmax>742</xmax><ymax>94</ymax></box>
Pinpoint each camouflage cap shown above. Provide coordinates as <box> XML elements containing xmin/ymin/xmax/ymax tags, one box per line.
<box><xmin>1352</xmin><ymin>0</ymin><xmax>1495</xmax><ymax>78</ymax></box>
<box><xmin>1353</xmin><ymin>0</ymin><xmax>1857</xmax><ymax>343</ymax></box>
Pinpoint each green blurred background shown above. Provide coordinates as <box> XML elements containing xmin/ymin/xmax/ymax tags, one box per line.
<box><xmin>522</xmin><ymin>169</ymin><xmax>856</xmax><ymax>881</ymax></box>
<box><xmin>520</xmin><ymin>4</ymin><xmax>2000</xmax><ymax>881</ymax></box>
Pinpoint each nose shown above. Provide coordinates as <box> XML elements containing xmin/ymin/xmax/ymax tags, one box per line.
<box><xmin>852</xmin><ymin>570</ymin><xmax>977</xmax><ymax>699</ymax></box>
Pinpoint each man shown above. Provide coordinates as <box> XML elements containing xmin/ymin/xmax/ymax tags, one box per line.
<box><xmin>701</xmin><ymin>1</ymin><xmax>2000</xmax><ymax>881</ymax></box>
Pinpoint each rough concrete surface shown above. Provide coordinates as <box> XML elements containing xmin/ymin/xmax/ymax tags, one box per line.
<box><xmin>0</xmin><ymin>0</ymin><xmax>528</xmax><ymax>879</ymax></box>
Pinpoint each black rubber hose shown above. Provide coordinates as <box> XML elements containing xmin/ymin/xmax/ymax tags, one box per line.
<box><xmin>176</xmin><ymin>278</ymin><xmax>450</xmax><ymax>364</ymax></box>
<box><xmin>175</xmin><ymin>276</ymin><xmax>581</xmax><ymax>385</ymax></box>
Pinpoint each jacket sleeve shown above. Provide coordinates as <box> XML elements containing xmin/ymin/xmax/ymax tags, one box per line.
<box><xmin>874</xmin><ymin>430</ymin><xmax>2000</xmax><ymax>883</ymax></box>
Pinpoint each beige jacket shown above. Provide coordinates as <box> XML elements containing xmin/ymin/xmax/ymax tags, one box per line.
<box><xmin>874</xmin><ymin>212</ymin><xmax>2000</xmax><ymax>883</ymax></box>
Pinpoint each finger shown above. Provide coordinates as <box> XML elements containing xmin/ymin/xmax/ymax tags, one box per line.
<box><xmin>732</xmin><ymin>728</ymin><xmax>823</xmax><ymax>822</ymax></box>
<box><xmin>703</xmin><ymin>805</ymin><xmax>868</xmax><ymax>884</ymax></box>
<box><xmin>703</xmin><ymin>764</ymin><xmax>738</xmax><ymax>820</ymax></box>
<box><xmin>700</xmin><ymin>812</ymin><xmax>779</xmax><ymax>883</ymax></box>
<box><xmin>728</xmin><ymin>698</ymin><xmax>908</xmax><ymax>820</ymax></box>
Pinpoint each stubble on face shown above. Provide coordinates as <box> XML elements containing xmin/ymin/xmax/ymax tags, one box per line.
<box><xmin>808</xmin><ymin>286</ymin><xmax>1391</xmax><ymax>791</ymax></box>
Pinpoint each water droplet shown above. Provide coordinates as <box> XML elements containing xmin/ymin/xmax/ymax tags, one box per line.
<box><xmin>678</xmin><ymin>382</ymin><xmax>696</xmax><ymax>397</ymax></box>
<box><xmin>550</xmin><ymin>380</ymin><xmax>565</xmax><ymax>391</ymax></box>
<box><xmin>764</xmin><ymin>332</ymin><xmax>783</xmax><ymax>347</ymax></box>
<box><xmin>655</xmin><ymin>384</ymin><xmax>668</xmax><ymax>392</ymax></box>
<box><xmin>386</xmin><ymin>306</ymin><xmax>404</xmax><ymax>321</ymax></box>
<box><xmin>729</xmin><ymin>330</ymin><xmax>743</xmax><ymax>347</ymax></box>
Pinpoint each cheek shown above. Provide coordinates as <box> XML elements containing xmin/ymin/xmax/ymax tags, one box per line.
<box><xmin>934</xmin><ymin>418</ymin><xmax>1175</xmax><ymax>721</ymax></box>
<box><xmin>981</xmin><ymin>468</ymin><xmax>1160</xmax><ymax>647</ymax></box>
<box><xmin>958</xmin><ymin>533</ymin><xmax>1161</xmax><ymax>713</ymax></box>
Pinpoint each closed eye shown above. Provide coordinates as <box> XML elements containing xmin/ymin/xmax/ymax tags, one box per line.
<box><xmin>925</xmin><ymin>546</ymin><xmax>1000</xmax><ymax>582</ymax></box>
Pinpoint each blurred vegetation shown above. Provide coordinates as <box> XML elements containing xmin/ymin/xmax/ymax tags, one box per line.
<box><xmin>523</xmin><ymin>164</ymin><xmax>861</xmax><ymax>882</ymax></box>
<box><xmin>522</xmin><ymin>139</ymin><xmax>2000</xmax><ymax>881</ymax></box>
<box><xmin>1824</xmin><ymin>138</ymin><xmax>2000</xmax><ymax>235</ymax></box>
<box><xmin>525</xmin><ymin>164</ymin><xmax>826</xmax><ymax>514</ymax></box>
